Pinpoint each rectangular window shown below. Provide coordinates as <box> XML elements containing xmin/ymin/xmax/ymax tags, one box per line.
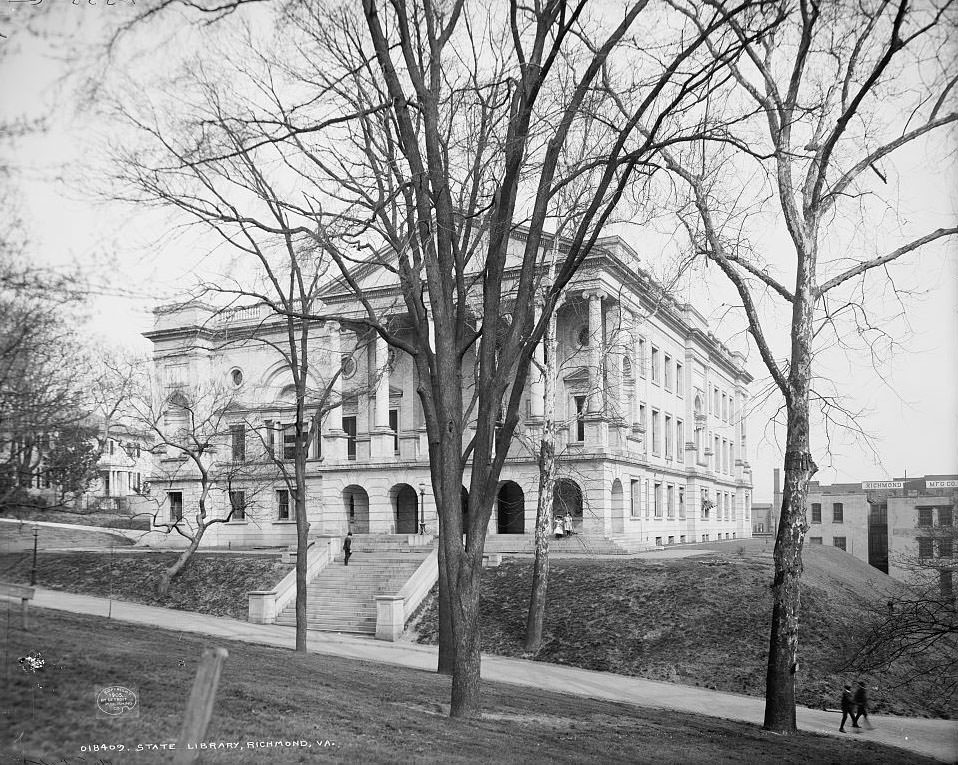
<box><xmin>655</xmin><ymin>536</ymin><xmax>662</xmax><ymax>547</ymax></box>
<box><xmin>342</xmin><ymin>415</ymin><xmax>358</xmax><ymax>460</ymax></box>
<box><xmin>654</xmin><ymin>482</ymin><xmax>662</xmax><ymax>518</ymax></box>
<box><xmin>651</xmin><ymin>410</ymin><xmax>660</xmax><ymax>455</ymax></box>
<box><xmin>833</xmin><ymin>536</ymin><xmax>847</xmax><ymax>551</ymax></box>
<box><xmin>678</xmin><ymin>486</ymin><xmax>685</xmax><ymax>520</ymax></box>
<box><xmin>667</xmin><ymin>484</ymin><xmax>675</xmax><ymax>519</ymax></box>
<box><xmin>631</xmin><ymin>479</ymin><xmax>640</xmax><ymax>517</ymax></box>
<box><xmin>265</xmin><ymin>420</ymin><xmax>274</xmax><ymax>457</ymax></box>
<box><xmin>940</xmin><ymin>508</ymin><xmax>954</xmax><ymax>527</ymax></box>
<box><xmin>722</xmin><ymin>393</ymin><xmax>729</xmax><ymax>422</ymax></box>
<box><xmin>713</xmin><ymin>386</ymin><xmax>720</xmax><ymax>415</ymax></box>
<box><xmin>664</xmin><ymin>354</ymin><xmax>673</xmax><ymax>390</ymax></box>
<box><xmin>701</xmin><ymin>489</ymin><xmax>709</xmax><ymax>520</ymax></box>
<box><xmin>668</xmin><ymin>536</ymin><xmax>675</xmax><ymax>545</ymax></box>
<box><xmin>676</xmin><ymin>420</ymin><xmax>684</xmax><ymax>464</ymax></box>
<box><xmin>651</xmin><ymin>347</ymin><xmax>660</xmax><ymax>384</ymax></box>
<box><xmin>811</xmin><ymin>503</ymin><xmax>822</xmax><ymax>523</ymax></box>
<box><xmin>833</xmin><ymin>503</ymin><xmax>844</xmax><ymax>523</ymax></box>
<box><xmin>231</xmin><ymin>423</ymin><xmax>246</xmax><ymax>461</ymax></box>
<box><xmin>277</xmin><ymin>489</ymin><xmax>290</xmax><ymax>520</ymax></box>
<box><xmin>918</xmin><ymin>537</ymin><xmax>934</xmax><ymax>559</ymax></box>
<box><xmin>676</xmin><ymin>362</ymin><xmax>684</xmax><ymax>396</ymax></box>
<box><xmin>389</xmin><ymin>408</ymin><xmax>400</xmax><ymax>454</ymax></box>
<box><xmin>810</xmin><ymin>537</ymin><xmax>823</xmax><ymax>545</ymax></box>
<box><xmin>664</xmin><ymin>414</ymin><xmax>673</xmax><ymax>459</ymax></box>
<box><xmin>941</xmin><ymin>571</ymin><xmax>954</xmax><ymax>599</ymax></box>
<box><xmin>168</xmin><ymin>491</ymin><xmax>183</xmax><ymax>522</ymax></box>
<box><xmin>638</xmin><ymin>337</ymin><xmax>647</xmax><ymax>378</ymax></box>
<box><xmin>939</xmin><ymin>538</ymin><xmax>953</xmax><ymax>558</ymax></box>
<box><xmin>918</xmin><ymin>507</ymin><xmax>934</xmax><ymax>527</ymax></box>
<box><xmin>713</xmin><ymin>435</ymin><xmax>719</xmax><ymax>469</ymax></box>
<box><xmin>574</xmin><ymin>395</ymin><xmax>587</xmax><ymax>442</ymax></box>
<box><xmin>229</xmin><ymin>490</ymin><xmax>246</xmax><ymax>521</ymax></box>
<box><xmin>644</xmin><ymin>480</ymin><xmax>650</xmax><ymax>520</ymax></box>
<box><xmin>283</xmin><ymin>425</ymin><xmax>297</xmax><ymax>461</ymax></box>
<box><xmin>680</xmin><ymin>535</ymin><xmax>686</xmax><ymax>544</ymax></box>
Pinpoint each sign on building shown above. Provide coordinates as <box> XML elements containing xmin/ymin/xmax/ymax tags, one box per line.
<box><xmin>862</xmin><ymin>481</ymin><xmax>904</xmax><ymax>490</ymax></box>
<box><xmin>926</xmin><ymin>479</ymin><xmax>958</xmax><ymax>489</ymax></box>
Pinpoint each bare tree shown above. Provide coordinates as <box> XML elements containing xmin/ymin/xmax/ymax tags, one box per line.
<box><xmin>646</xmin><ymin>0</ymin><xmax>958</xmax><ymax>732</ymax></box>
<box><xmin>134</xmin><ymin>380</ymin><xmax>277</xmax><ymax>595</ymax></box>
<box><xmin>110</xmin><ymin>0</ymin><xmax>764</xmax><ymax>716</ymax></box>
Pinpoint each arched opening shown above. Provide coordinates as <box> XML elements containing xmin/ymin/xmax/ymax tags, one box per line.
<box><xmin>342</xmin><ymin>485</ymin><xmax>370</xmax><ymax>533</ymax></box>
<box><xmin>553</xmin><ymin>479</ymin><xmax>583</xmax><ymax>533</ymax></box>
<box><xmin>392</xmin><ymin>483</ymin><xmax>419</xmax><ymax>534</ymax></box>
<box><xmin>611</xmin><ymin>479</ymin><xmax>624</xmax><ymax>534</ymax></box>
<box><xmin>497</xmin><ymin>481</ymin><xmax>525</xmax><ymax>534</ymax></box>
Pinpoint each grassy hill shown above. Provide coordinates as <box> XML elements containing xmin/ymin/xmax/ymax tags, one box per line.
<box><xmin>2</xmin><ymin>608</ymin><xmax>939</xmax><ymax>764</ymax></box>
<box><xmin>413</xmin><ymin>539</ymin><xmax>951</xmax><ymax>718</ymax></box>
<box><xmin>0</xmin><ymin>551</ymin><xmax>291</xmax><ymax>619</ymax></box>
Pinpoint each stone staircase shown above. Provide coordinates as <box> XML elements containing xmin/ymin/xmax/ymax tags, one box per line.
<box><xmin>482</xmin><ymin>533</ymin><xmax>648</xmax><ymax>555</ymax></box>
<box><xmin>274</xmin><ymin>537</ymin><xmax>430</xmax><ymax>634</ymax></box>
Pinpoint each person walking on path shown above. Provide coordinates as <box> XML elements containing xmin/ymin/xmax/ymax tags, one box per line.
<box><xmin>563</xmin><ymin>512</ymin><xmax>575</xmax><ymax>536</ymax></box>
<box><xmin>852</xmin><ymin>681</ymin><xmax>872</xmax><ymax>730</ymax></box>
<box><xmin>343</xmin><ymin>531</ymin><xmax>353</xmax><ymax>566</ymax></box>
<box><xmin>839</xmin><ymin>683</ymin><xmax>856</xmax><ymax>732</ymax></box>
<box><xmin>553</xmin><ymin>517</ymin><xmax>565</xmax><ymax>539</ymax></box>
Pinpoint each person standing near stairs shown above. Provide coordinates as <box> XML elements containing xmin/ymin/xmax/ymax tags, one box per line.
<box><xmin>343</xmin><ymin>531</ymin><xmax>353</xmax><ymax>566</ymax></box>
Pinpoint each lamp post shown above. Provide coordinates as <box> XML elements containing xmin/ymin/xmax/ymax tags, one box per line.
<box><xmin>418</xmin><ymin>482</ymin><xmax>426</xmax><ymax>535</ymax></box>
<box><xmin>30</xmin><ymin>525</ymin><xmax>39</xmax><ymax>585</ymax></box>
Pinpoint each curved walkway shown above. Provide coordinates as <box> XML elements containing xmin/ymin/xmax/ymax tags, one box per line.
<box><xmin>25</xmin><ymin>588</ymin><xmax>958</xmax><ymax>763</ymax></box>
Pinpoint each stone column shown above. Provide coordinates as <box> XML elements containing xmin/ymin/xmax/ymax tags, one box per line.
<box><xmin>370</xmin><ymin>335</ymin><xmax>394</xmax><ymax>460</ymax></box>
<box><xmin>529</xmin><ymin>299</ymin><xmax>545</xmax><ymax>420</ymax></box>
<box><xmin>323</xmin><ymin>321</ymin><xmax>347</xmax><ymax>461</ymax></box>
<box><xmin>583</xmin><ymin>290</ymin><xmax>608</xmax><ymax>450</ymax></box>
<box><xmin>585</xmin><ymin>290</ymin><xmax>605</xmax><ymax>413</ymax></box>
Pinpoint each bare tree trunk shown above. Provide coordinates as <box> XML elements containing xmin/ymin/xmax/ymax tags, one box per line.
<box><xmin>157</xmin><ymin>530</ymin><xmax>203</xmax><ymax>596</ymax></box>
<box><xmin>450</xmin><ymin>562</ymin><xmax>482</xmax><ymax>717</ymax></box>
<box><xmin>764</xmin><ymin>290</ymin><xmax>816</xmax><ymax>733</ymax></box>
<box><xmin>437</xmin><ymin>541</ymin><xmax>454</xmax><ymax>675</ymax></box>
<box><xmin>294</xmin><ymin>447</ymin><xmax>309</xmax><ymax>652</ymax></box>
<box><xmin>525</xmin><ymin>310</ymin><xmax>557</xmax><ymax>652</ymax></box>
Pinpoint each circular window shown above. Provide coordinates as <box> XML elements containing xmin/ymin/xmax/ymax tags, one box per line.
<box><xmin>341</xmin><ymin>355</ymin><xmax>357</xmax><ymax>379</ymax></box>
<box><xmin>576</xmin><ymin>325</ymin><xmax>590</xmax><ymax>347</ymax></box>
<box><xmin>230</xmin><ymin>368</ymin><xmax>244</xmax><ymax>387</ymax></box>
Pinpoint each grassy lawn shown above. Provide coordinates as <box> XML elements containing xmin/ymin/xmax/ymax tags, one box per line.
<box><xmin>1</xmin><ymin>607</ymin><xmax>939</xmax><ymax>765</ymax></box>
<box><xmin>0</xmin><ymin>552</ymin><xmax>291</xmax><ymax>620</ymax></box>
<box><xmin>414</xmin><ymin>540</ymin><xmax>950</xmax><ymax>719</ymax></box>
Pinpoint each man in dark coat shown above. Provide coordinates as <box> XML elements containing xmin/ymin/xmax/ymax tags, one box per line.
<box><xmin>343</xmin><ymin>531</ymin><xmax>353</xmax><ymax>566</ymax></box>
<box><xmin>839</xmin><ymin>684</ymin><xmax>855</xmax><ymax>732</ymax></box>
<box><xmin>852</xmin><ymin>681</ymin><xmax>871</xmax><ymax>729</ymax></box>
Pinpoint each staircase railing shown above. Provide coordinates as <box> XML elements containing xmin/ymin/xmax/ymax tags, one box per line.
<box><xmin>375</xmin><ymin>548</ymin><xmax>438</xmax><ymax>641</ymax></box>
<box><xmin>247</xmin><ymin>536</ymin><xmax>338</xmax><ymax>624</ymax></box>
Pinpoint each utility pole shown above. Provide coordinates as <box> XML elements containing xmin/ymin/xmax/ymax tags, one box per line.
<box><xmin>30</xmin><ymin>526</ymin><xmax>39</xmax><ymax>586</ymax></box>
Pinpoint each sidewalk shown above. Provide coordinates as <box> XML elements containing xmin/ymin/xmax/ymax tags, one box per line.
<box><xmin>26</xmin><ymin>588</ymin><xmax>958</xmax><ymax>763</ymax></box>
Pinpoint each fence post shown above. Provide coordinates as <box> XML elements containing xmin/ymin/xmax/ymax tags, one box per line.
<box><xmin>173</xmin><ymin>647</ymin><xmax>229</xmax><ymax>764</ymax></box>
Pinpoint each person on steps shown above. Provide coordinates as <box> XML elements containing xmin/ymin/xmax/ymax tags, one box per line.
<box><xmin>343</xmin><ymin>531</ymin><xmax>353</xmax><ymax>566</ymax></box>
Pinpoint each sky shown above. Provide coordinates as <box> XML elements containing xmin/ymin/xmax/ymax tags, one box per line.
<box><xmin>1</xmin><ymin>3</ymin><xmax>956</xmax><ymax>504</ymax></box>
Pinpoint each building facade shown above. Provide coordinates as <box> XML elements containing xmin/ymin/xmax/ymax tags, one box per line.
<box><xmin>144</xmin><ymin>236</ymin><xmax>755</xmax><ymax>549</ymax></box>
<box><xmin>768</xmin><ymin>470</ymin><xmax>957</xmax><ymax>588</ymax></box>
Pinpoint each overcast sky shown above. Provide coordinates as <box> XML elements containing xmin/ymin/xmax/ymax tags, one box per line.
<box><xmin>1</xmin><ymin>5</ymin><xmax>956</xmax><ymax>503</ymax></box>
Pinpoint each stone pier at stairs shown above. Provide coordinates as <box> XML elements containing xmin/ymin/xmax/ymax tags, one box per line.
<box><xmin>274</xmin><ymin>534</ymin><xmax>432</xmax><ymax>635</ymax></box>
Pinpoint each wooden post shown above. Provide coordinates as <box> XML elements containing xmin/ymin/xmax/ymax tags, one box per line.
<box><xmin>173</xmin><ymin>647</ymin><xmax>229</xmax><ymax>764</ymax></box>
